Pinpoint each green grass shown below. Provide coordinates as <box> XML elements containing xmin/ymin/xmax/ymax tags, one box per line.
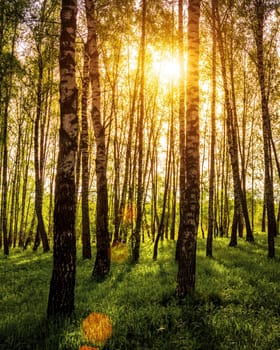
<box><xmin>1</xmin><ymin>234</ymin><xmax>280</xmax><ymax>350</ymax></box>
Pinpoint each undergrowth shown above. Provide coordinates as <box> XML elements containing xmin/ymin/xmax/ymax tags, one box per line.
<box><xmin>0</xmin><ymin>234</ymin><xmax>280</xmax><ymax>349</ymax></box>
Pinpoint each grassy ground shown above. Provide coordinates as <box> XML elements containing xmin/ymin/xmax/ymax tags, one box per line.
<box><xmin>1</xmin><ymin>234</ymin><xmax>280</xmax><ymax>350</ymax></box>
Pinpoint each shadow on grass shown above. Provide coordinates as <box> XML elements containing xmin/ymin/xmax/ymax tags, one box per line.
<box><xmin>101</xmin><ymin>291</ymin><xmax>222</xmax><ymax>350</ymax></box>
<box><xmin>97</xmin><ymin>253</ymin><xmax>222</xmax><ymax>350</ymax></box>
<box><xmin>0</xmin><ymin>316</ymin><xmax>66</xmax><ymax>350</ymax></box>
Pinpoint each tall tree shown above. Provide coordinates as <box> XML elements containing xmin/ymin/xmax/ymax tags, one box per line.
<box><xmin>47</xmin><ymin>0</ymin><xmax>78</xmax><ymax>316</ymax></box>
<box><xmin>252</xmin><ymin>0</ymin><xmax>277</xmax><ymax>257</ymax></box>
<box><xmin>176</xmin><ymin>0</ymin><xmax>186</xmax><ymax>261</ymax></box>
<box><xmin>85</xmin><ymin>0</ymin><xmax>110</xmax><ymax>277</ymax></box>
<box><xmin>176</xmin><ymin>0</ymin><xmax>200</xmax><ymax>297</ymax></box>
<box><xmin>32</xmin><ymin>2</ymin><xmax>50</xmax><ymax>252</ymax></box>
<box><xmin>81</xmin><ymin>43</ymin><xmax>91</xmax><ymax>259</ymax></box>
<box><xmin>1</xmin><ymin>25</ymin><xmax>18</xmax><ymax>256</ymax></box>
<box><xmin>1</xmin><ymin>62</ymin><xmax>9</xmax><ymax>255</ymax></box>
<box><xmin>131</xmin><ymin>0</ymin><xmax>147</xmax><ymax>263</ymax></box>
<box><xmin>215</xmin><ymin>1</ymin><xmax>254</xmax><ymax>245</ymax></box>
<box><xmin>206</xmin><ymin>0</ymin><xmax>217</xmax><ymax>258</ymax></box>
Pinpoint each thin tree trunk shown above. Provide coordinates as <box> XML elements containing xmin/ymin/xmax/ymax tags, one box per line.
<box><xmin>176</xmin><ymin>0</ymin><xmax>186</xmax><ymax>261</ymax></box>
<box><xmin>33</xmin><ymin>50</ymin><xmax>49</xmax><ymax>252</ymax></box>
<box><xmin>11</xmin><ymin>124</ymin><xmax>22</xmax><ymax>247</ymax></box>
<box><xmin>254</xmin><ymin>1</ymin><xmax>276</xmax><ymax>257</ymax></box>
<box><xmin>24</xmin><ymin>210</ymin><xmax>36</xmax><ymax>250</ymax></box>
<box><xmin>132</xmin><ymin>0</ymin><xmax>146</xmax><ymax>263</ymax></box>
<box><xmin>47</xmin><ymin>136</ymin><xmax>56</xmax><ymax>238</ymax></box>
<box><xmin>170</xmin><ymin>101</ymin><xmax>177</xmax><ymax>241</ymax></box>
<box><xmin>81</xmin><ymin>44</ymin><xmax>91</xmax><ymax>259</ymax></box>
<box><xmin>206</xmin><ymin>0</ymin><xmax>216</xmax><ymax>258</ymax></box>
<box><xmin>19</xmin><ymin>124</ymin><xmax>33</xmax><ymax>247</ymax></box>
<box><xmin>229</xmin><ymin>17</ymin><xmax>244</xmax><ymax>240</ymax></box>
<box><xmin>218</xmin><ymin>113</ymin><xmax>226</xmax><ymax>237</ymax></box>
<box><xmin>1</xmin><ymin>80</ymin><xmax>9</xmax><ymax>256</ymax></box>
<box><xmin>200</xmin><ymin>119</ymin><xmax>207</xmax><ymax>240</ymax></box>
<box><xmin>85</xmin><ymin>0</ymin><xmax>110</xmax><ymax>277</ymax></box>
<box><xmin>153</xmin><ymin>142</ymin><xmax>171</xmax><ymax>260</ymax></box>
<box><xmin>270</xmin><ymin>136</ymin><xmax>280</xmax><ymax>236</ymax></box>
<box><xmin>8</xmin><ymin>154</ymin><xmax>17</xmax><ymax>247</ymax></box>
<box><xmin>113</xmin><ymin>114</ymin><xmax>120</xmax><ymax>244</ymax></box>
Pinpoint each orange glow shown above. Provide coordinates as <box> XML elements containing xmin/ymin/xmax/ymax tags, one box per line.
<box><xmin>82</xmin><ymin>312</ymin><xmax>112</xmax><ymax>346</ymax></box>
<box><xmin>79</xmin><ymin>346</ymin><xmax>99</xmax><ymax>350</ymax></box>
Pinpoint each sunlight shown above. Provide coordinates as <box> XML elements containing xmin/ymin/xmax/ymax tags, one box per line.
<box><xmin>152</xmin><ymin>55</ymin><xmax>180</xmax><ymax>83</ymax></box>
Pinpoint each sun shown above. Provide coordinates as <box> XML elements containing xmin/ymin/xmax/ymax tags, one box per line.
<box><xmin>152</xmin><ymin>55</ymin><xmax>181</xmax><ymax>83</ymax></box>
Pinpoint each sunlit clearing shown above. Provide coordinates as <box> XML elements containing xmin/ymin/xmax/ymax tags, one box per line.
<box><xmin>152</xmin><ymin>56</ymin><xmax>180</xmax><ymax>83</ymax></box>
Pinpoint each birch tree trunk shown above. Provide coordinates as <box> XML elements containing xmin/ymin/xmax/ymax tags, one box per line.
<box><xmin>81</xmin><ymin>43</ymin><xmax>91</xmax><ymax>260</ymax></box>
<box><xmin>47</xmin><ymin>0</ymin><xmax>78</xmax><ymax>316</ymax></box>
<box><xmin>254</xmin><ymin>0</ymin><xmax>276</xmax><ymax>257</ymax></box>
<box><xmin>85</xmin><ymin>0</ymin><xmax>110</xmax><ymax>276</ymax></box>
<box><xmin>132</xmin><ymin>0</ymin><xmax>146</xmax><ymax>263</ymax></box>
<box><xmin>206</xmin><ymin>0</ymin><xmax>217</xmax><ymax>258</ymax></box>
<box><xmin>176</xmin><ymin>0</ymin><xmax>200</xmax><ymax>297</ymax></box>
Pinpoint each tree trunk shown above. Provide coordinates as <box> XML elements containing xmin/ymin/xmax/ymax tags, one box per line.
<box><xmin>229</xmin><ymin>17</ymin><xmax>245</xmax><ymax>240</ymax></box>
<box><xmin>170</xmin><ymin>115</ymin><xmax>177</xmax><ymax>241</ymax></box>
<box><xmin>277</xmin><ymin>201</ymin><xmax>280</xmax><ymax>234</ymax></box>
<box><xmin>24</xmin><ymin>209</ymin><xmax>36</xmax><ymax>250</ymax></box>
<box><xmin>176</xmin><ymin>0</ymin><xmax>186</xmax><ymax>261</ymax></box>
<box><xmin>19</xmin><ymin>124</ymin><xmax>33</xmax><ymax>247</ymax></box>
<box><xmin>47</xmin><ymin>136</ymin><xmax>56</xmax><ymax>239</ymax></box>
<box><xmin>206</xmin><ymin>0</ymin><xmax>216</xmax><ymax>258</ymax></box>
<box><xmin>47</xmin><ymin>0</ymin><xmax>78</xmax><ymax>316</ymax></box>
<box><xmin>176</xmin><ymin>0</ymin><xmax>200</xmax><ymax>297</ymax></box>
<box><xmin>1</xmin><ymin>80</ymin><xmax>9</xmax><ymax>256</ymax></box>
<box><xmin>85</xmin><ymin>0</ymin><xmax>110</xmax><ymax>277</ymax></box>
<box><xmin>0</xmin><ymin>24</ymin><xmax>17</xmax><ymax>255</ymax></box>
<box><xmin>11</xmin><ymin>123</ymin><xmax>22</xmax><ymax>247</ymax></box>
<box><xmin>215</xmin><ymin>2</ymin><xmax>254</xmax><ymax>244</ymax></box>
<box><xmin>254</xmin><ymin>1</ymin><xmax>276</xmax><ymax>257</ymax></box>
<box><xmin>81</xmin><ymin>43</ymin><xmax>91</xmax><ymax>259</ymax></box>
<box><xmin>33</xmin><ymin>49</ymin><xmax>49</xmax><ymax>252</ymax></box>
<box><xmin>132</xmin><ymin>0</ymin><xmax>146</xmax><ymax>263</ymax></box>
<box><xmin>153</xmin><ymin>158</ymin><xmax>171</xmax><ymax>260</ymax></box>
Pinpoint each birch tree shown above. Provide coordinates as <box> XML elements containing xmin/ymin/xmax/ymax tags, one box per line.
<box><xmin>47</xmin><ymin>0</ymin><xmax>78</xmax><ymax>316</ymax></box>
<box><xmin>177</xmin><ymin>0</ymin><xmax>201</xmax><ymax>297</ymax></box>
<box><xmin>85</xmin><ymin>0</ymin><xmax>111</xmax><ymax>277</ymax></box>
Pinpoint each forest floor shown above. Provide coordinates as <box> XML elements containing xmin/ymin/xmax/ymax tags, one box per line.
<box><xmin>1</xmin><ymin>234</ymin><xmax>280</xmax><ymax>350</ymax></box>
